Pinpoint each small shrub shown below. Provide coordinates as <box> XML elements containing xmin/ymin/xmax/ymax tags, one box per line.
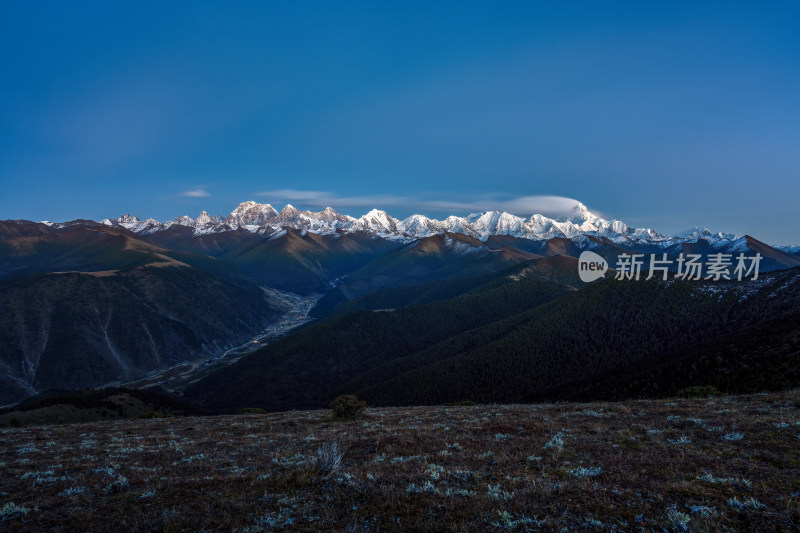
<box><xmin>543</xmin><ymin>432</ymin><xmax>565</xmax><ymax>451</ymax></box>
<box><xmin>8</xmin><ymin>417</ymin><xmax>24</xmax><ymax>428</ymax></box>
<box><xmin>330</xmin><ymin>395</ymin><xmax>366</xmax><ymax>420</ymax></box>
<box><xmin>569</xmin><ymin>466</ymin><xmax>602</xmax><ymax>478</ymax></box>
<box><xmin>667</xmin><ymin>509</ymin><xmax>691</xmax><ymax>531</ymax></box>
<box><xmin>59</xmin><ymin>486</ymin><xmax>86</xmax><ymax>496</ymax></box>
<box><xmin>444</xmin><ymin>400</ymin><xmax>476</xmax><ymax>406</ymax></box>
<box><xmin>103</xmin><ymin>475</ymin><xmax>129</xmax><ymax>494</ymax></box>
<box><xmin>728</xmin><ymin>496</ymin><xmax>765</xmax><ymax>509</ymax></box>
<box><xmin>284</xmin><ymin>443</ymin><xmax>344</xmax><ymax>489</ymax></box>
<box><xmin>675</xmin><ymin>385</ymin><xmax>721</xmax><ymax>399</ymax></box>
<box><xmin>0</xmin><ymin>502</ymin><xmax>30</xmax><ymax>520</ymax></box>
<box><xmin>237</xmin><ymin>407</ymin><xmax>267</xmax><ymax>415</ymax></box>
<box><xmin>305</xmin><ymin>442</ymin><xmax>343</xmax><ymax>481</ymax></box>
<box><xmin>486</xmin><ymin>483</ymin><xmax>514</xmax><ymax>500</ymax></box>
<box><xmin>722</xmin><ymin>432</ymin><xmax>744</xmax><ymax>441</ymax></box>
<box><xmin>492</xmin><ymin>510</ymin><xmax>545</xmax><ymax>529</ymax></box>
<box><xmin>138</xmin><ymin>411</ymin><xmax>168</xmax><ymax>419</ymax></box>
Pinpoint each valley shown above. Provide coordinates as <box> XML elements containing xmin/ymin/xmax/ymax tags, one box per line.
<box><xmin>119</xmin><ymin>291</ymin><xmax>320</xmax><ymax>393</ymax></box>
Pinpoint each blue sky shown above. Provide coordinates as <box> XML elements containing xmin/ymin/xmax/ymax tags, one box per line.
<box><xmin>1</xmin><ymin>1</ymin><xmax>798</xmax><ymax>243</ymax></box>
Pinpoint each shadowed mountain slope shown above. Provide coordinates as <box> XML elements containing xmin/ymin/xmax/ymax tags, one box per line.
<box><xmin>0</xmin><ymin>224</ymin><xmax>290</xmax><ymax>406</ymax></box>
<box><xmin>186</xmin><ymin>267</ymin><xmax>800</xmax><ymax>412</ymax></box>
<box><xmin>184</xmin><ymin>274</ymin><xmax>573</xmax><ymax>412</ymax></box>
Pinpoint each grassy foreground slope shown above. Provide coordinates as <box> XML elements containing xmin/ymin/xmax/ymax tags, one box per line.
<box><xmin>1</xmin><ymin>391</ymin><xmax>798</xmax><ymax>531</ymax></box>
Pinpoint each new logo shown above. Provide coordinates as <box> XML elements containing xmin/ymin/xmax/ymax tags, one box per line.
<box><xmin>578</xmin><ymin>251</ymin><xmax>608</xmax><ymax>282</ymax></box>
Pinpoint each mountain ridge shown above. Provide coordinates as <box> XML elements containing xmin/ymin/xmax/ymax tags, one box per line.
<box><xmin>64</xmin><ymin>199</ymin><xmax>789</xmax><ymax>248</ymax></box>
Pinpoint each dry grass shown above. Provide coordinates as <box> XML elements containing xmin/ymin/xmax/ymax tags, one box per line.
<box><xmin>1</xmin><ymin>391</ymin><xmax>799</xmax><ymax>531</ymax></box>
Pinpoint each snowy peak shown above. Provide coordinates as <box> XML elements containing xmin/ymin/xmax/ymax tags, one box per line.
<box><xmin>568</xmin><ymin>201</ymin><xmax>601</xmax><ymax>224</ymax></box>
<box><xmin>671</xmin><ymin>227</ymin><xmax>737</xmax><ymax>242</ymax></box>
<box><xmin>469</xmin><ymin>211</ymin><xmax>525</xmax><ymax>235</ymax></box>
<box><xmin>358</xmin><ymin>209</ymin><xmax>398</xmax><ymax>234</ymax></box>
<box><xmin>313</xmin><ymin>206</ymin><xmax>344</xmax><ymax>220</ymax></box>
<box><xmin>169</xmin><ymin>215</ymin><xmax>195</xmax><ymax>227</ymax></box>
<box><xmin>398</xmin><ymin>214</ymin><xmax>441</xmax><ymax>237</ymax></box>
<box><xmin>226</xmin><ymin>201</ymin><xmax>278</xmax><ymax>226</ymax></box>
<box><xmin>117</xmin><ymin>214</ymin><xmax>139</xmax><ymax>225</ymax></box>
<box><xmin>195</xmin><ymin>211</ymin><xmax>215</xmax><ymax>225</ymax></box>
<box><xmin>111</xmin><ymin>214</ymin><xmax>163</xmax><ymax>234</ymax></box>
<box><xmin>673</xmin><ymin>227</ymin><xmax>714</xmax><ymax>239</ymax></box>
<box><xmin>279</xmin><ymin>204</ymin><xmax>300</xmax><ymax>218</ymax></box>
<box><xmin>97</xmin><ymin>199</ymin><xmax>755</xmax><ymax>247</ymax></box>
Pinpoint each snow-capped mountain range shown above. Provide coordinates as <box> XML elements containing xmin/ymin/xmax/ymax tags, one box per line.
<box><xmin>93</xmin><ymin>200</ymin><xmax>750</xmax><ymax>247</ymax></box>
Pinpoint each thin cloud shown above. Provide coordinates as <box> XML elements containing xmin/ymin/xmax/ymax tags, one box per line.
<box><xmin>253</xmin><ymin>190</ymin><xmax>584</xmax><ymax>218</ymax></box>
<box><xmin>417</xmin><ymin>196</ymin><xmax>584</xmax><ymax>218</ymax></box>
<box><xmin>254</xmin><ymin>189</ymin><xmax>415</xmax><ymax>208</ymax></box>
<box><xmin>180</xmin><ymin>188</ymin><xmax>211</xmax><ymax>198</ymax></box>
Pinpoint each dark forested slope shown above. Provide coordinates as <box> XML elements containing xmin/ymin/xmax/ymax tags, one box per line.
<box><xmin>186</xmin><ymin>267</ymin><xmax>800</xmax><ymax>412</ymax></box>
